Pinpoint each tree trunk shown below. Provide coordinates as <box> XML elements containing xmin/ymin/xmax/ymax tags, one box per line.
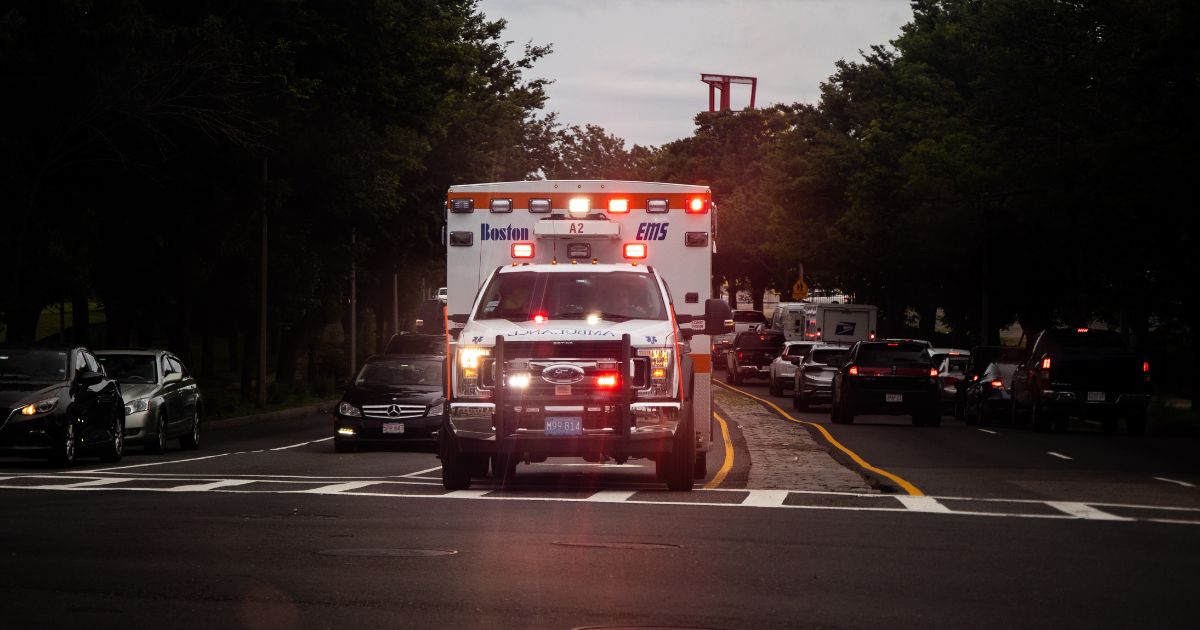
<box><xmin>918</xmin><ymin>302</ymin><xmax>938</xmax><ymax>342</ymax></box>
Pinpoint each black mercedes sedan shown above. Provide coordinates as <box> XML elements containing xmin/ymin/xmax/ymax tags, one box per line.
<box><xmin>0</xmin><ymin>346</ymin><xmax>126</xmax><ymax>465</ymax></box>
<box><xmin>333</xmin><ymin>354</ymin><xmax>446</xmax><ymax>452</ymax></box>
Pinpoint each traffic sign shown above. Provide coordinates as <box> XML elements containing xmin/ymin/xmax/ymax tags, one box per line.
<box><xmin>792</xmin><ymin>278</ymin><xmax>809</xmax><ymax>300</ymax></box>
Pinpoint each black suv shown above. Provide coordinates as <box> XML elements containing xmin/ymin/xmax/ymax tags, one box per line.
<box><xmin>831</xmin><ymin>341</ymin><xmax>940</xmax><ymax>426</ymax></box>
<box><xmin>725</xmin><ymin>331</ymin><xmax>785</xmax><ymax>385</ymax></box>
<box><xmin>0</xmin><ymin>346</ymin><xmax>126</xmax><ymax>465</ymax></box>
<box><xmin>333</xmin><ymin>354</ymin><xmax>447</xmax><ymax>451</ymax></box>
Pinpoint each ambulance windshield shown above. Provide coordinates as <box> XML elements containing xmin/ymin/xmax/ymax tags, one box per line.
<box><xmin>475</xmin><ymin>271</ymin><xmax>667</xmax><ymax>321</ymax></box>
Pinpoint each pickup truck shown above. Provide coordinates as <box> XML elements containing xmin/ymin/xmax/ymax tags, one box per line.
<box><xmin>1009</xmin><ymin>328</ymin><xmax>1151</xmax><ymax>433</ymax></box>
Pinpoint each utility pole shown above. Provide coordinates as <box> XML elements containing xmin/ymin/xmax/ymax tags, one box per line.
<box><xmin>258</xmin><ymin>157</ymin><xmax>268</xmax><ymax>408</ymax></box>
<box><xmin>392</xmin><ymin>269</ymin><xmax>399</xmax><ymax>336</ymax></box>
<box><xmin>349</xmin><ymin>229</ymin><xmax>357</xmax><ymax>378</ymax></box>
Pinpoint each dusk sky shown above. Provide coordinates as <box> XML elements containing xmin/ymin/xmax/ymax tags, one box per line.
<box><xmin>478</xmin><ymin>0</ymin><xmax>915</xmax><ymax>147</ymax></box>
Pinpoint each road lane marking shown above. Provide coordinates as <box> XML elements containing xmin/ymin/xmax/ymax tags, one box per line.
<box><xmin>896</xmin><ymin>496</ymin><xmax>953</xmax><ymax>513</ymax></box>
<box><xmin>59</xmin><ymin>478</ymin><xmax>133</xmax><ymax>488</ymax></box>
<box><xmin>705</xmin><ymin>411</ymin><xmax>735</xmax><ymax>489</ymax></box>
<box><xmin>301</xmin><ymin>480</ymin><xmax>380</xmax><ymax>494</ymax></box>
<box><xmin>165</xmin><ymin>479</ymin><xmax>256</xmax><ymax>492</ymax></box>
<box><xmin>741</xmin><ymin>489</ymin><xmax>790</xmax><ymax>507</ymax></box>
<box><xmin>1045</xmin><ymin>501</ymin><xmax>1131</xmax><ymax>521</ymax></box>
<box><xmin>270</xmin><ymin>437</ymin><xmax>334</xmax><ymax>451</ymax></box>
<box><xmin>977</xmin><ymin>428</ymin><xmax>998</xmax><ymax>435</ymax></box>
<box><xmin>443</xmin><ymin>490</ymin><xmax>490</xmax><ymax>499</ymax></box>
<box><xmin>88</xmin><ymin>452</ymin><xmax>233</xmax><ymax>472</ymax></box>
<box><xmin>590</xmin><ymin>490</ymin><xmax>638</xmax><ymax>502</ymax></box>
<box><xmin>1153</xmin><ymin>477</ymin><xmax>1195</xmax><ymax>488</ymax></box>
<box><xmin>401</xmin><ymin>465</ymin><xmax>444</xmax><ymax>478</ymax></box>
<box><xmin>1047</xmin><ymin>451</ymin><xmax>1073</xmax><ymax>460</ymax></box>
<box><xmin>714</xmin><ymin>380</ymin><xmax>924</xmax><ymax>496</ymax></box>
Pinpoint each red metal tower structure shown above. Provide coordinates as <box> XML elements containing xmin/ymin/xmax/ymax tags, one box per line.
<box><xmin>700</xmin><ymin>74</ymin><xmax>757</xmax><ymax>111</ymax></box>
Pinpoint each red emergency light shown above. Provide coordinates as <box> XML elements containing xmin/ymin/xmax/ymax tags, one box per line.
<box><xmin>686</xmin><ymin>197</ymin><xmax>709</xmax><ymax>214</ymax></box>
<box><xmin>532</xmin><ymin>311</ymin><xmax>547</xmax><ymax>324</ymax></box>
<box><xmin>608</xmin><ymin>199</ymin><xmax>629</xmax><ymax>214</ymax></box>
<box><xmin>595</xmin><ymin>373</ymin><xmax>619</xmax><ymax>389</ymax></box>
<box><xmin>623</xmin><ymin>242</ymin><xmax>647</xmax><ymax>259</ymax></box>
<box><xmin>512</xmin><ymin>242</ymin><xmax>534</xmax><ymax>258</ymax></box>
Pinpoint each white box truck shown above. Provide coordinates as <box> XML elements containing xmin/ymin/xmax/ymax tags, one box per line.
<box><xmin>440</xmin><ymin>180</ymin><xmax>732</xmax><ymax>491</ymax></box>
<box><xmin>782</xmin><ymin>303</ymin><xmax>877</xmax><ymax>345</ymax></box>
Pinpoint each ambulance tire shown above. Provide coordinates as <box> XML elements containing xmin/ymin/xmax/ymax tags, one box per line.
<box><xmin>693</xmin><ymin>450</ymin><xmax>707</xmax><ymax>480</ymax></box>
<box><xmin>666</xmin><ymin>400</ymin><xmax>695</xmax><ymax>491</ymax></box>
<box><xmin>439</xmin><ymin>428</ymin><xmax>471</xmax><ymax>491</ymax></box>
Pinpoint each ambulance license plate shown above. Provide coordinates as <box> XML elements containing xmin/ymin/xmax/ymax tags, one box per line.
<box><xmin>885</xmin><ymin>393</ymin><xmax>903</xmax><ymax>403</ymax></box>
<box><xmin>545</xmin><ymin>416</ymin><xmax>582</xmax><ymax>436</ymax></box>
<box><xmin>1087</xmin><ymin>391</ymin><xmax>1106</xmax><ymax>402</ymax></box>
<box><xmin>383</xmin><ymin>422</ymin><xmax>405</xmax><ymax>434</ymax></box>
<box><xmin>555</xmin><ymin>384</ymin><xmax>571</xmax><ymax>396</ymax></box>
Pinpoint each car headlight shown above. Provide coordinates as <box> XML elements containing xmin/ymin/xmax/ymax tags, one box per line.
<box><xmin>427</xmin><ymin>402</ymin><xmax>444</xmax><ymax>416</ymax></box>
<box><xmin>123</xmin><ymin>398</ymin><xmax>150</xmax><ymax>416</ymax></box>
<box><xmin>20</xmin><ymin>398</ymin><xmax>58</xmax><ymax>416</ymax></box>
<box><xmin>337</xmin><ymin>401</ymin><xmax>362</xmax><ymax>417</ymax></box>
<box><xmin>456</xmin><ymin>346</ymin><xmax>492</xmax><ymax>399</ymax></box>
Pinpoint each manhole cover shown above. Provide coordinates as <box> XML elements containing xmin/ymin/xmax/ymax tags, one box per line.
<box><xmin>552</xmin><ymin>541</ymin><xmax>682</xmax><ymax>551</ymax></box>
<box><xmin>316</xmin><ymin>548</ymin><xmax>457</xmax><ymax>557</ymax></box>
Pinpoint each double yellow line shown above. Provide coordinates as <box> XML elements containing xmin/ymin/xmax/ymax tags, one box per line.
<box><xmin>711</xmin><ymin>380</ymin><xmax>923</xmax><ymax>496</ymax></box>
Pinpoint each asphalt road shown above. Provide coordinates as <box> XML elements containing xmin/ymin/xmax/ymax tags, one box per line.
<box><xmin>728</xmin><ymin>377</ymin><xmax>1200</xmax><ymax>506</ymax></box>
<box><xmin>2</xmin><ymin>407</ymin><xmax>1200</xmax><ymax>629</ymax></box>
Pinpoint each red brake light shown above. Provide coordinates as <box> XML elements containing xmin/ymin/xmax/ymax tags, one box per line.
<box><xmin>623</xmin><ymin>242</ymin><xmax>647</xmax><ymax>259</ymax></box>
<box><xmin>737</xmin><ymin>351</ymin><xmax>744</xmax><ymax>361</ymax></box>
<box><xmin>887</xmin><ymin>343</ymin><xmax>899</xmax><ymax>347</ymax></box>
<box><xmin>512</xmin><ymin>242</ymin><xmax>534</xmax><ymax>258</ymax></box>
<box><xmin>595</xmin><ymin>373</ymin><xmax>618</xmax><ymax>388</ymax></box>
<box><xmin>929</xmin><ymin>367</ymin><xmax>938</xmax><ymax>378</ymax></box>
<box><xmin>868</xmin><ymin>330</ymin><xmax>876</xmax><ymax>340</ymax></box>
<box><xmin>848</xmin><ymin>366</ymin><xmax>859</xmax><ymax>376</ymax></box>
<box><xmin>608</xmin><ymin>198</ymin><xmax>629</xmax><ymax>214</ymax></box>
<box><xmin>1076</xmin><ymin>327</ymin><xmax>1089</xmax><ymax>333</ymax></box>
<box><xmin>686</xmin><ymin>197</ymin><xmax>708</xmax><ymax>214</ymax></box>
<box><xmin>972</xmin><ymin>374</ymin><xmax>979</xmax><ymax>382</ymax></box>
<box><xmin>1041</xmin><ymin>356</ymin><xmax>1052</xmax><ymax>370</ymax></box>
<box><xmin>990</xmin><ymin>379</ymin><xmax>1004</xmax><ymax>390</ymax></box>
<box><xmin>1143</xmin><ymin>361</ymin><xmax>1150</xmax><ymax>373</ymax></box>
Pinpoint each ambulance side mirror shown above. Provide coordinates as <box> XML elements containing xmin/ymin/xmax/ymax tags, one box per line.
<box><xmin>448</xmin><ymin>314</ymin><xmax>469</xmax><ymax>324</ymax></box>
<box><xmin>704</xmin><ymin>299</ymin><xmax>733</xmax><ymax>335</ymax></box>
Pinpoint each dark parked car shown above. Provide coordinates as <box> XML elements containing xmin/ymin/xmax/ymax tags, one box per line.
<box><xmin>792</xmin><ymin>345</ymin><xmax>850</xmax><ymax>410</ymax></box>
<box><xmin>725</xmin><ymin>331</ymin><xmax>785</xmax><ymax>385</ymax></box>
<box><xmin>95</xmin><ymin>350</ymin><xmax>202</xmax><ymax>453</ymax></box>
<box><xmin>1009</xmin><ymin>328</ymin><xmax>1151</xmax><ymax>433</ymax></box>
<box><xmin>831</xmin><ymin>341</ymin><xmax>940</xmax><ymax>426</ymax></box>
<box><xmin>383</xmin><ymin>333</ymin><xmax>446</xmax><ymax>355</ymax></box>
<box><xmin>0</xmin><ymin>346</ymin><xmax>125</xmax><ymax>465</ymax></box>
<box><xmin>334</xmin><ymin>354</ymin><xmax>447</xmax><ymax>451</ymax></box>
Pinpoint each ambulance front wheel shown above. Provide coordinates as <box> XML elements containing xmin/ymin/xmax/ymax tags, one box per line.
<box><xmin>439</xmin><ymin>428</ymin><xmax>471</xmax><ymax>491</ymax></box>
<box><xmin>693</xmin><ymin>450</ymin><xmax>707</xmax><ymax>480</ymax></box>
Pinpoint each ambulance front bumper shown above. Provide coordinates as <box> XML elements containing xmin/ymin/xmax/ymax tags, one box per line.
<box><xmin>449</xmin><ymin>401</ymin><xmax>683</xmax><ymax>456</ymax></box>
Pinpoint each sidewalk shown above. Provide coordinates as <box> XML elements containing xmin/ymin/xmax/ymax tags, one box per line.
<box><xmin>207</xmin><ymin>400</ymin><xmax>338</xmax><ymax>430</ymax></box>
<box><xmin>714</xmin><ymin>387</ymin><xmax>879</xmax><ymax>493</ymax></box>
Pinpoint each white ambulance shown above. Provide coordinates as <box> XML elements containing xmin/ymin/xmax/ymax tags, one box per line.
<box><xmin>440</xmin><ymin>180</ymin><xmax>732</xmax><ymax>491</ymax></box>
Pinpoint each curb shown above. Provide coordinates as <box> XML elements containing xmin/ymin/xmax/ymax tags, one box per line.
<box><xmin>206</xmin><ymin>400</ymin><xmax>338</xmax><ymax>431</ymax></box>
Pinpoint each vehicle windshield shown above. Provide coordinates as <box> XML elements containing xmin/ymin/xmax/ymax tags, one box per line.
<box><xmin>739</xmin><ymin>333</ymin><xmax>785</xmax><ymax>349</ymax></box>
<box><xmin>474</xmin><ymin>271</ymin><xmax>667</xmax><ymax>321</ymax></box>
<box><xmin>1045</xmin><ymin>330</ymin><xmax>1126</xmax><ymax>352</ymax></box>
<box><xmin>857</xmin><ymin>343</ymin><xmax>931</xmax><ymax>366</ymax></box>
<box><xmin>0</xmin><ymin>349</ymin><xmax>69</xmax><ymax>383</ymax></box>
<box><xmin>355</xmin><ymin>358</ymin><xmax>443</xmax><ymax>389</ymax></box>
<box><xmin>944</xmin><ymin>357</ymin><xmax>969</xmax><ymax>374</ymax></box>
<box><xmin>97</xmin><ymin>354</ymin><xmax>158</xmax><ymax>384</ymax></box>
<box><xmin>733</xmin><ymin>311</ymin><xmax>767</xmax><ymax>323</ymax></box>
<box><xmin>783</xmin><ymin>343</ymin><xmax>814</xmax><ymax>358</ymax></box>
<box><xmin>810</xmin><ymin>349</ymin><xmax>848</xmax><ymax>366</ymax></box>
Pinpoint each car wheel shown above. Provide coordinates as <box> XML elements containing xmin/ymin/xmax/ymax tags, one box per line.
<box><xmin>99</xmin><ymin>410</ymin><xmax>124</xmax><ymax>463</ymax></box>
<box><xmin>51</xmin><ymin>420</ymin><xmax>77</xmax><ymax>467</ymax></box>
<box><xmin>468</xmin><ymin>455</ymin><xmax>490</xmax><ymax>478</ymax></box>
<box><xmin>334</xmin><ymin>438</ymin><xmax>355</xmax><ymax>453</ymax></box>
<box><xmin>1031</xmin><ymin>402</ymin><xmax>1052</xmax><ymax>432</ymax></box>
<box><xmin>180</xmin><ymin>406</ymin><xmax>201</xmax><ymax>450</ymax></box>
<box><xmin>438</xmin><ymin>428</ymin><xmax>471</xmax><ymax>491</ymax></box>
<box><xmin>732</xmin><ymin>368</ymin><xmax>743</xmax><ymax>386</ymax></box>
<box><xmin>492</xmin><ymin>451</ymin><xmax>518</xmax><ymax>486</ymax></box>
<box><xmin>1011</xmin><ymin>403</ymin><xmax>1030</xmax><ymax>429</ymax></box>
<box><xmin>146</xmin><ymin>412</ymin><xmax>167</xmax><ymax>454</ymax></box>
<box><xmin>693</xmin><ymin>450</ymin><xmax>707</xmax><ymax>480</ymax></box>
<box><xmin>725</xmin><ymin>363</ymin><xmax>736</xmax><ymax>384</ymax></box>
<box><xmin>666</xmin><ymin>401</ymin><xmax>695</xmax><ymax>491</ymax></box>
<box><xmin>925</xmin><ymin>408</ymin><xmax>942</xmax><ymax>427</ymax></box>
<box><xmin>769</xmin><ymin>377</ymin><xmax>782</xmax><ymax>397</ymax></box>
<box><xmin>1101</xmin><ymin>417</ymin><xmax>1118</xmax><ymax>434</ymax></box>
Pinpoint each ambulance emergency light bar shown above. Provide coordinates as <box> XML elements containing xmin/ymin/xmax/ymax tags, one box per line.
<box><xmin>448</xmin><ymin>194</ymin><xmax>709</xmax><ymax>214</ymax></box>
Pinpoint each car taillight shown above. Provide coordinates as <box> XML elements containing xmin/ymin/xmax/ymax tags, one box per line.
<box><xmin>1041</xmin><ymin>356</ymin><xmax>1052</xmax><ymax>370</ymax></box>
<box><xmin>848</xmin><ymin>366</ymin><xmax>859</xmax><ymax>377</ymax></box>
<box><xmin>1143</xmin><ymin>360</ymin><xmax>1151</xmax><ymax>383</ymax></box>
<box><xmin>737</xmin><ymin>351</ymin><xmax>744</xmax><ymax>361</ymax></box>
<box><xmin>595</xmin><ymin>373</ymin><xmax>619</xmax><ymax>389</ymax></box>
<box><xmin>990</xmin><ymin>379</ymin><xmax>1004</xmax><ymax>390</ymax></box>
<box><xmin>929</xmin><ymin>367</ymin><xmax>938</xmax><ymax>378</ymax></box>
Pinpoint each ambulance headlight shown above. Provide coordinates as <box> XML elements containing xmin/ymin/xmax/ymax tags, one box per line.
<box><xmin>456</xmin><ymin>346</ymin><xmax>491</xmax><ymax>399</ymax></box>
<box><xmin>637</xmin><ymin>347</ymin><xmax>674</xmax><ymax>397</ymax></box>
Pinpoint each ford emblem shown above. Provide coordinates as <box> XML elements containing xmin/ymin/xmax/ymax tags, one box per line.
<box><xmin>542</xmin><ymin>364</ymin><xmax>585</xmax><ymax>385</ymax></box>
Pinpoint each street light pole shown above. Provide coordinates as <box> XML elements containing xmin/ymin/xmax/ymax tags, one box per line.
<box><xmin>349</xmin><ymin>228</ymin><xmax>357</xmax><ymax>378</ymax></box>
<box><xmin>258</xmin><ymin>157</ymin><xmax>268</xmax><ymax>409</ymax></box>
